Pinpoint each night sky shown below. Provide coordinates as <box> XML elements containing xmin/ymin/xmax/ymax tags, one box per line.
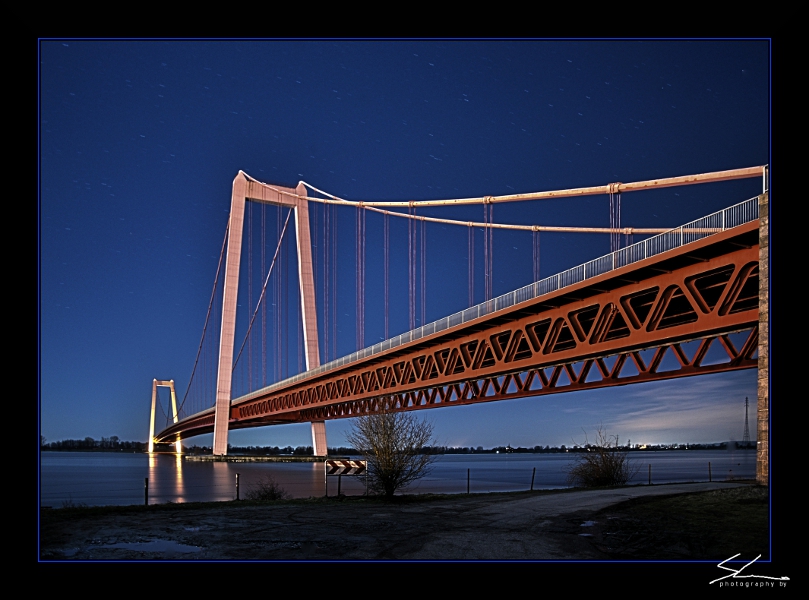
<box><xmin>39</xmin><ymin>40</ymin><xmax>770</xmax><ymax>449</ymax></box>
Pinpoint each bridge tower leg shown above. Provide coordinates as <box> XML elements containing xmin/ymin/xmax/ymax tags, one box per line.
<box><xmin>148</xmin><ymin>379</ymin><xmax>157</xmax><ymax>453</ymax></box>
<box><xmin>291</xmin><ymin>183</ymin><xmax>328</xmax><ymax>457</ymax></box>
<box><xmin>168</xmin><ymin>380</ymin><xmax>181</xmax><ymax>454</ymax></box>
<box><xmin>149</xmin><ymin>379</ymin><xmax>180</xmax><ymax>453</ymax></box>
<box><xmin>757</xmin><ymin>189</ymin><xmax>769</xmax><ymax>486</ymax></box>
<box><xmin>212</xmin><ymin>174</ymin><xmax>325</xmax><ymax>456</ymax></box>
<box><xmin>213</xmin><ymin>175</ymin><xmax>248</xmax><ymax>455</ymax></box>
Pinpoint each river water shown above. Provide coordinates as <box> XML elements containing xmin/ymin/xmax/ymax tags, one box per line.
<box><xmin>39</xmin><ymin>449</ymin><xmax>756</xmax><ymax>507</ymax></box>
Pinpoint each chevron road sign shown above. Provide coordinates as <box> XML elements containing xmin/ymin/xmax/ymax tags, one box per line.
<box><xmin>325</xmin><ymin>459</ymin><xmax>367</xmax><ymax>476</ymax></box>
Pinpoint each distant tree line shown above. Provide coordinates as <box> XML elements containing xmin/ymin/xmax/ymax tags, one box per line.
<box><xmin>224</xmin><ymin>445</ymin><xmax>363</xmax><ymax>456</ymax></box>
<box><xmin>40</xmin><ymin>437</ymin><xmax>754</xmax><ymax>454</ymax></box>
<box><xmin>41</xmin><ymin>436</ymin><xmax>147</xmax><ymax>451</ymax></box>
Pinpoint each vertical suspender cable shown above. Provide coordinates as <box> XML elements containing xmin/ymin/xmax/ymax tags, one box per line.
<box><xmin>362</xmin><ymin>208</ymin><xmax>366</xmax><ymax>346</ymax></box>
<box><xmin>323</xmin><ymin>203</ymin><xmax>329</xmax><ymax>363</ymax></box>
<box><xmin>421</xmin><ymin>217</ymin><xmax>426</xmax><ymax>326</ymax></box>
<box><xmin>355</xmin><ymin>206</ymin><xmax>366</xmax><ymax>350</ymax></box>
<box><xmin>247</xmin><ymin>201</ymin><xmax>252</xmax><ymax>391</ymax></box>
<box><xmin>533</xmin><ymin>229</ymin><xmax>540</xmax><ymax>282</ymax></box>
<box><xmin>298</xmin><ymin>276</ymin><xmax>303</xmax><ymax>374</ymax></box>
<box><xmin>284</xmin><ymin>213</ymin><xmax>289</xmax><ymax>379</ymax></box>
<box><xmin>408</xmin><ymin>206</ymin><xmax>415</xmax><ymax>330</ymax></box>
<box><xmin>488</xmin><ymin>204</ymin><xmax>494</xmax><ymax>300</ymax></box>
<box><xmin>609</xmin><ymin>189</ymin><xmax>622</xmax><ymax>253</ymax></box>
<box><xmin>483</xmin><ymin>203</ymin><xmax>488</xmax><ymax>302</ymax></box>
<box><xmin>468</xmin><ymin>223</ymin><xmax>474</xmax><ymax>307</ymax></box>
<box><xmin>276</xmin><ymin>207</ymin><xmax>282</xmax><ymax>382</ymax></box>
<box><xmin>261</xmin><ymin>204</ymin><xmax>266</xmax><ymax>387</ymax></box>
<box><xmin>610</xmin><ymin>191</ymin><xmax>614</xmax><ymax>253</ymax></box>
<box><xmin>384</xmin><ymin>212</ymin><xmax>389</xmax><ymax>340</ymax></box>
<box><xmin>483</xmin><ymin>201</ymin><xmax>493</xmax><ymax>302</ymax></box>
<box><xmin>332</xmin><ymin>204</ymin><xmax>338</xmax><ymax>362</ymax></box>
<box><xmin>356</xmin><ymin>207</ymin><xmax>360</xmax><ymax>350</ymax></box>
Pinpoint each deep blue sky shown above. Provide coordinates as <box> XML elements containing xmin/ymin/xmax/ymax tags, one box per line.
<box><xmin>39</xmin><ymin>40</ymin><xmax>769</xmax><ymax>449</ymax></box>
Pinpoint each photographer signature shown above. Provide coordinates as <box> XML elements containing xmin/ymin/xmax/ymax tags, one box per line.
<box><xmin>710</xmin><ymin>554</ymin><xmax>790</xmax><ymax>585</ymax></box>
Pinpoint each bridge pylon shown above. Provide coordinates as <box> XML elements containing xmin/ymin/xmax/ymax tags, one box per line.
<box><xmin>149</xmin><ymin>379</ymin><xmax>180</xmax><ymax>453</ymax></box>
<box><xmin>212</xmin><ymin>172</ymin><xmax>324</xmax><ymax>456</ymax></box>
<box><xmin>757</xmin><ymin>190</ymin><xmax>768</xmax><ymax>486</ymax></box>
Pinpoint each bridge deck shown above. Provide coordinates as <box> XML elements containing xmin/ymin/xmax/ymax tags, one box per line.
<box><xmin>157</xmin><ymin>197</ymin><xmax>761</xmax><ymax>442</ymax></box>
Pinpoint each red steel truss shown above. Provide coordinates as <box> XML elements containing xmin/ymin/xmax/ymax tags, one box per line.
<box><xmin>156</xmin><ymin>220</ymin><xmax>759</xmax><ymax>442</ymax></box>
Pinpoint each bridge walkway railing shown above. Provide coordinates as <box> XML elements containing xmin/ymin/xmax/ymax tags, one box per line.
<box><xmin>232</xmin><ymin>195</ymin><xmax>760</xmax><ymax>404</ymax></box>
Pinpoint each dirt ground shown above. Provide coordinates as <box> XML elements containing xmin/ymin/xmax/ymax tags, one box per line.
<box><xmin>40</xmin><ymin>482</ymin><xmax>766</xmax><ymax>561</ymax></box>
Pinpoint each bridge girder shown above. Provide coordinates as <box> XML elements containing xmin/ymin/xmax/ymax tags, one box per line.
<box><xmin>157</xmin><ymin>220</ymin><xmax>759</xmax><ymax>442</ymax></box>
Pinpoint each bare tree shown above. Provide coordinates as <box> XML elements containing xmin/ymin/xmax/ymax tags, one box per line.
<box><xmin>346</xmin><ymin>407</ymin><xmax>435</xmax><ymax>498</ymax></box>
<box><xmin>566</xmin><ymin>426</ymin><xmax>639</xmax><ymax>488</ymax></box>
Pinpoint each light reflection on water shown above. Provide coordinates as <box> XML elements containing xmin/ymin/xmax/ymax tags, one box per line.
<box><xmin>40</xmin><ymin>449</ymin><xmax>756</xmax><ymax>507</ymax></box>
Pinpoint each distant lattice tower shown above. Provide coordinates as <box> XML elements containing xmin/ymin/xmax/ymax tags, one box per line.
<box><xmin>742</xmin><ymin>396</ymin><xmax>751</xmax><ymax>443</ymax></box>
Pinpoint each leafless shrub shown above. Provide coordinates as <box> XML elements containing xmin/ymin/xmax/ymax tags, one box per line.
<box><xmin>60</xmin><ymin>495</ymin><xmax>87</xmax><ymax>509</ymax></box>
<box><xmin>245</xmin><ymin>475</ymin><xmax>290</xmax><ymax>501</ymax></box>
<box><xmin>346</xmin><ymin>406</ymin><xmax>435</xmax><ymax>498</ymax></box>
<box><xmin>566</xmin><ymin>426</ymin><xmax>639</xmax><ymax>488</ymax></box>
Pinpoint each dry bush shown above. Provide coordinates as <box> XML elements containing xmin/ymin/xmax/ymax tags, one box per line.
<box><xmin>566</xmin><ymin>427</ymin><xmax>639</xmax><ymax>488</ymax></box>
<box><xmin>245</xmin><ymin>475</ymin><xmax>290</xmax><ymax>501</ymax></box>
<box><xmin>346</xmin><ymin>407</ymin><xmax>435</xmax><ymax>498</ymax></box>
<box><xmin>60</xmin><ymin>496</ymin><xmax>88</xmax><ymax>509</ymax></box>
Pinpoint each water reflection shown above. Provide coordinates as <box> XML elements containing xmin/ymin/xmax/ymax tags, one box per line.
<box><xmin>174</xmin><ymin>452</ymin><xmax>185</xmax><ymax>502</ymax></box>
<box><xmin>40</xmin><ymin>450</ymin><xmax>758</xmax><ymax>508</ymax></box>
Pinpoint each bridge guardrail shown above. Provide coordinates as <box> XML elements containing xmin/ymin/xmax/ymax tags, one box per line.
<box><xmin>234</xmin><ymin>195</ymin><xmax>760</xmax><ymax>404</ymax></box>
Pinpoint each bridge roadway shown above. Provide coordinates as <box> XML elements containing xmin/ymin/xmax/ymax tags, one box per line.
<box><xmin>156</xmin><ymin>210</ymin><xmax>761</xmax><ymax>444</ymax></box>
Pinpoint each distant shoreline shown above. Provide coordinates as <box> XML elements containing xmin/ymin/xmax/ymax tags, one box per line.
<box><xmin>40</xmin><ymin>444</ymin><xmax>757</xmax><ymax>455</ymax></box>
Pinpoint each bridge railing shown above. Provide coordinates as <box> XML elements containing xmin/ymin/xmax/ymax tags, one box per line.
<box><xmin>237</xmin><ymin>195</ymin><xmax>759</xmax><ymax>403</ymax></box>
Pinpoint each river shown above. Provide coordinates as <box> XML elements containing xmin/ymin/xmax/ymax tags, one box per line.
<box><xmin>39</xmin><ymin>449</ymin><xmax>756</xmax><ymax>507</ymax></box>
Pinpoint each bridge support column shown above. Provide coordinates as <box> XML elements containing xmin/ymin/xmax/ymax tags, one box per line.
<box><xmin>757</xmin><ymin>191</ymin><xmax>769</xmax><ymax>486</ymax></box>
<box><xmin>311</xmin><ymin>421</ymin><xmax>327</xmax><ymax>456</ymax></box>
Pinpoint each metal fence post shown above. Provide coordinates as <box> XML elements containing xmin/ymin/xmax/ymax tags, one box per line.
<box><xmin>236</xmin><ymin>473</ymin><xmax>240</xmax><ymax>500</ymax></box>
<box><xmin>530</xmin><ymin>467</ymin><xmax>536</xmax><ymax>491</ymax></box>
<box><xmin>144</xmin><ymin>478</ymin><xmax>148</xmax><ymax>506</ymax></box>
<box><xmin>467</xmin><ymin>468</ymin><xmax>470</xmax><ymax>494</ymax></box>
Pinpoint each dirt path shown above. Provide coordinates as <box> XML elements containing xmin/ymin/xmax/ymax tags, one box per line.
<box><xmin>40</xmin><ymin>482</ymin><xmax>752</xmax><ymax>560</ymax></box>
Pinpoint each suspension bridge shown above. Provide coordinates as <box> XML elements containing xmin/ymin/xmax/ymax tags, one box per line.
<box><xmin>149</xmin><ymin>165</ymin><xmax>770</xmax><ymax>484</ymax></box>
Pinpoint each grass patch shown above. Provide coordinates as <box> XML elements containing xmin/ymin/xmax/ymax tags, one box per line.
<box><xmin>594</xmin><ymin>485</ymin><xmax>768</xmax><ymax>559</ymax></box>
<box><xmin>244</xmin><ymin>475</ymin><xmax>290</xmax><ymax>501</ymax></box>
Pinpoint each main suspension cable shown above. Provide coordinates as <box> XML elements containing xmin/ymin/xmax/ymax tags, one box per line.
<box><xmin>178</xmin><ymin>219</ymin><xmax>229</xmax><ymax>415</ymax></box>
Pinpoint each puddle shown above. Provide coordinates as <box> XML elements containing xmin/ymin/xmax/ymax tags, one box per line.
<box><xmin>580</xmin><ymin>520</ymin><xmax>596</xmax><ymax>527</ymax></box>
<box><xmin>98</xmin><ymin>539</ymin><xmax>201</xmax><ymax>554</ymax></box>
